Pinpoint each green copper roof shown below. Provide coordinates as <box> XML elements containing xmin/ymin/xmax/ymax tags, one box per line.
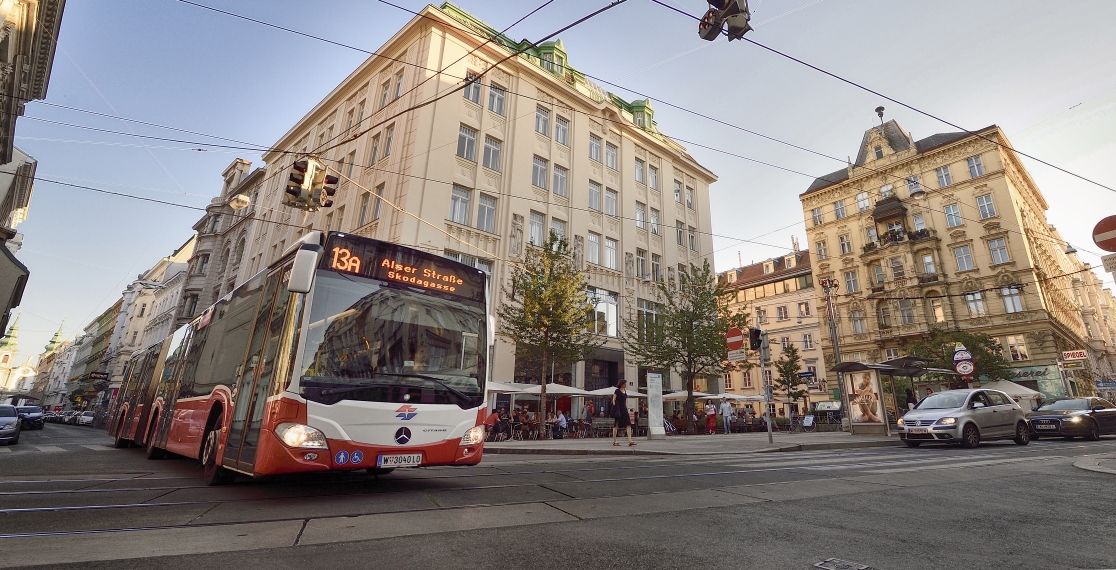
<box><xmin>0</xmin><ymin>312</ymin><xmax>19</xmax><ymax>350</ymax></box>
<box><xmin>44</xmin><ymin>318</ymin><xmax>65</xmax><ymax>354</ymax></box>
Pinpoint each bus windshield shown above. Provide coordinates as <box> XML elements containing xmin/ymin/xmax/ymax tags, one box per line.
<box><xmin>297</xmin><ymin>270</ymin><xmax>486</xmax><ymax>409</ymax></box>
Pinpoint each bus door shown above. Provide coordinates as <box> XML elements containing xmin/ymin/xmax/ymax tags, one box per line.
<box><xmin>131</xmin><ymin>341</ymin><xmax>168</xmax><ymax>444</ymax></box>
<box><xmin>223</xmin><ymin>265</ymin><xmax>298</xmax><ymax>472</ymax></box>
<box><xmin>150</xmin><ymin>325</ymin><xmax>194</xmax><ymax>449</ymax></box>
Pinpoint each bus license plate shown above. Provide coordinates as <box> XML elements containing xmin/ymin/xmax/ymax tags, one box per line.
<box><xmin>908</xmin><ymin>428</ymin><xmax>928</xmax><ymax>434</ymax></box>
<box><xmin>378</xmin><ymin>454</ymin><xmax>423</xmax><ymax>467</ymax></box>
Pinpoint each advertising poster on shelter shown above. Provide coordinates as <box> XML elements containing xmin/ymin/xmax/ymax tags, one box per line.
<box><xmin>846</xmin><ymin>370</ymin><xmax>883</xmax><ymax>424</ymax></box>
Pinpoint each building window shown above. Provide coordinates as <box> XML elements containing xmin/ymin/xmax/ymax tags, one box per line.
<box><xmin>776</xmin><ymin>306</ymin><xmax>790</xmax><ymax>321</ymax></box>
<box><xmin>913</xmin><ymin>213</ymin><xmax>926</xmax><ymax>231</ymax></box>
<box><xmin>922</xmin><ymin>253</ymin><xmax>935</xmax><ymax>274</ymax></box>
<box><xmin>589</xmin><ymin>135</ymin><xmax>601</xmax><ymax>162</ymax></box>
<box><xmin>833</xmin><ymin>200</ymin><xmax>846</xmax><ymax>220</ymax></box>
<box><xmin>1002</xmin><ymin>287</ymin><xmax>1023</xmax><ymax>313</ymax></box>
<box><xmin>723</xmin><ymin>371</ymin><xmax>733</xmax><ymax>390</ymax></box>
<box><xmin>196</xmin><ymin>254</ymin><xmax>210</xmax><ymax>275</ymax></box>
<box><xmin>449</xmin><ymin>186</ymin><xmax>471</xmax><ymax>225</ymax></box>
<box><xmin>674</xmin><ymin>180</ymin><xmax>682</xmax><ymax>203</ymax></box>
<box><xmin>532</xmin><ymin>156</ymin><xmax>548</xmax><ymax>189</ymax></box>
<box><xmin>358</xmin><ymin>192</ymin><xmax>370</xmax><ymax>226</ymax></box>
<box><xmin>976</xmin><ymin>194</ymin><xmax>997</xmax><ymax>219</ymax></box>
<box><xmin>802</xmin><ymin>334</ymin><xmax>814</xmax><ymax>350</ymax></box>
<box><xmin>798</xmin><ymin>301</ymin><xmax>811</xmax><ymax>317</ymax></box>
<box><xmin>637</xmin><ymin>298</ymin><xmax>659</xmax><ymax>341</ymax></box>
<box><xmin>988</xmin><ymin>238</ymin><xmax>1009</xmax><ymax>265</ymax></box>
<box><xmin>457</xmin><ymin>125</ymin><xmax>477</xmax><ymax>161</ymax></box>
<box><xmin>587</xmin><ymin>287</ymin><xmax>619</xmax><ymax>337</ymax></box>
<box><xmin>779</xmin><ymin>337</ymin><xmax>791</xmax><ymax>351</ymax></box>
<box><xmin>755</xmin><ymin>308</ymin><xmax>767</xmax><ymax>325</ymax></box>
<box><xmin>463</xmin><ymin>72</ymin><xmax>481</xmax><ymax>103</ymax></box>
<box><xmin>477</xmin><ymin>194</ymin><xmax>496</xmax><ymax>233</ymax></box>
<box><xmin>850</xmin><ymin>311</ymin><xmax>866</xmax><ymax>334</ymax></box>
<box><xmin>676</xmin><ymin>221</ymin><xmax>685</xmax><ymax>246</ymax></box>
<box><xmin>965</xmin><ymin>292</ymin><xmax>986</xmax><ymax>317</ymax></box>
<box><xmin>552</xmin><ymin>165</ymin><xmax>568</xmax><ymax>197</ymax></box>
<box><xmin>605</xmin><ymin>188</ymin><xmax>618</xmax><ymax>217</ymax></box>
<box><xmin>1005</xmin><ymin>334</ymin><xmax>1029</xmax><ymax>361</ymax></box>
<box><xmin>651</xmin><ymin>253</ymin><xmax>662</xmax><ymax>281</ymax></box>
<box><xmin>967</xmin><ymin>155</ymin><xmax>984</xmax><ymax>178</ymax></box>
<box><xmin>874</xmin><ymin>145</ymin><xmax>883</xmax><ymax>159</ymax></box>
<box><xmin>935</xmin><ymin>165</ymin><xmax>952</xmax><ymax>187</ymax></box>
<box><xmin>445</xmin><ymin>250</ymin><xmax>493</xmax><ymax>274</ymax></box>
<box><xmin>944</xmin><ymin>203</ymin><xmax>962</xmax><ymax>227</ymax></box>
<box><xmin>880</xmin><ymin>184</ymin><xmax>893</xmax><ymax>198</ymax></box>
<box><xmin>550</xmin><ymin>218</ymin><xmax>566</xmax><ymax>241</ymax></box>
<box><xmin>954</xmin><ymin>245</ymin><xmax>974</xmax><ymax>271</ymax></box>
<box><xmin>867</xmin><ymin>264</ymin><xmax>883</xmax><ymax>285</ymax></box>
<box><xmin>878</xmin><ymin>304</ymin><xmax>892</xmax><ymax>328</ymax></box>
<box><xmin>635</xmin><ymin>248</ymin><xmax>647</xmax><ymax>278</ymax></box>
<box><xmin>856</xmin><ymin>192</ymin><xmax>870</xmax><ymax>211</ymax></box>
<box><xmin>816</xmin><ymin>240</ymin><xmax>828</xmax><ymax>260</ymax></box>
<box><xmin>555</xmin><ymin>116</ymin><xmax>569</xmax><ymax>145</ymax></box>
<box><xmin>379</xmin><ymin>81</ymin><xmax>390</xmax><ymax>108</ymax></box>
<box><xmin>482</xmin><ymin>136</ymin><xmax>502</xmax><ymax>171</ymax></box>
<box><xmin>529</xmin><ymin>211</ymin><xmax>545</xmax><ymax>246</ymax></box>
<box><xmin>898</xmin><ymin>299</ymin><xmax>916</xmax><ymax>325</ymax></box>
<box><xmin>686</xmin><ymin>187</ymin><xmax>695</xmax><ymax>210</ymax></box>
<box><xmin>763</xmin><ymin>261</ymin><xmax>774</xmax><ymax>275</ymax></box>
<box><xmin>635</xmin><ymin>202</ymin><xmax>646</xmax><ymax>229</ymax></box>
<box><xmin>885</xmin><ymin>348</ymin><xmax>900</xmax><ymax>360</ymax></box>
<box><xmin>394</xmin><ymin>70</ymin><xmax>405</xmax><ymax>99</ymax></box>
<box><xmin>138</xmin><ymin>303</ymin><xmax>147</xmax><ymax>317</ymax></box>
<box><xmin>688</xmin><ymin>226</ymin><xmax>697</xmax><ymax>251</ymax></box>
<box><xmin>906</xmin><ymin>176</ymin><xmax>921</xmax><ymax>195</ymax></box>
<box><xmin>605</xmin><ymin>143</ymin><xmax>618</xmax><ymax>170</ymax></box>
<box><xmin>130</xmin><ymin>331</ymin><xmax>138</xmax><ymax>345</ymax></box>
<box><xmin>650</xmin><ymin>208</ymin><xmax>660</xmax><ymax>235</ymax></box>
<box><xmin>929</xmin><ymin>298</ymin><xmax>945</xmax><ymax>323</ymax></box>
<box><xmin>383</xmin><ymin>125</ymin><xmax>395</xmax><ymax>157</ymax></box>
<box><xmin>649</xmin><ymin>165</ymin><xmax>659</xmax><ymax>190</ymax></box>
<box><xmin>604</xmin><ymin>238</ymin><xmax>618</xmax><ymax>270</ymax></box>
<box><xmin>324</xmin><ymin>212</ymin><xmax>334</xmax><ymax>232</ymax></box>
<box><xmin>588</xmin><ymin>181</ymin><xmax>602</xmax><ymax>211</ymax></box>
<box><xmin>838</xmin><ymin>234</ymin><xmax>852</xmax><ymax>255</ymax></box>
<box><xmin>867</xmin><ymin>227</ymin><xmax>878</xmax><ymax>243</ymax></box>
<box><xmin>811</xmin><ymin>207</ymin><xmax>823</xmax><ymax>227</ymax></box>
<box><xmin>585</xmin><ymin>233</ymin><xmax>600</xmax><ymax>265</ymax></box>
<box><xmin>488</xmin><ymin>84</ymin><xmax>506</xmax><ymax>115</ymax></box>
<box><xmin>844</xmin><ymin>270</ymin><xmax>859</xmax><ymax>293</ymax></box>
<box><xmin>346</xmin><ymin>151</ymin><xmax>357</xmax><ymax>177</ymax></box>
<box><xmin>889</xmin><ymin>257</ymin><xmax>905</xmax><ymax>279</ymax></box>
<box><xmin>184</xmin><ymin>295</ymin><xmax>198</xmax><ymax>316</ymax></box>
<box><xmin>535</xmin><ymin>107</ymin><xmax>550</xmax><ymax>136</ymax></box>
<box><xmin>368</xmin><ymin>135</ymin><xmax>380</xmax><ymax>164</ymax></box>
<box><xmin>635</xmin><ymin>159</ymin><xmax>645</xmax><ymax>184</ymax></box>
<box><xmin>372</xmin><ymin>184</ymin><xmax>384</xmax><ymax>220</ymax></box>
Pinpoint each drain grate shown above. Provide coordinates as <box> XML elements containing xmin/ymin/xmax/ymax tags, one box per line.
<box><xmin>815</xmin><ymin>558</ymin><xmax>872</xmax><ymax>570</ymax></box>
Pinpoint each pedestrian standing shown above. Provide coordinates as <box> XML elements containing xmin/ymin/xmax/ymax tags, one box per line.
<box><xmin>704</xmin><ymin>401</ymin><xmax>717</xmax><ymax>435</ymax></box>
<box><xmin>719</xmin><ymin>398</ymin><xmax>734</xmax><ymax>434</ymax></box>
<box><xmin>611</xmin><ymin>380</ymin><xmax>635</xmax><ymax>446</ymax></box>
<box><xmin>905</xmin><ymin>388</ymin><xmax>918</xmax><ymax>411</ymax></box>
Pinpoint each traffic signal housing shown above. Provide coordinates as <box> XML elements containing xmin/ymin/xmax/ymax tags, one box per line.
<box><xmin>282</xmin><ymin>158</ymin><xmax>325</xmax><ymax>211</ymax></box>
<box><xmin>315</xmin><ymin>173</ymin><xmax>339</xmax><ymax>209</ymax></box>
<box><xmin>697</xmin><ymin>0</ymin><xmax>752</xmax><ymax>41</ymax></box>
<box><xmin>748</xmin><ymin>327</ymin><xmax>762</xmax><ymax>350</ymax></box>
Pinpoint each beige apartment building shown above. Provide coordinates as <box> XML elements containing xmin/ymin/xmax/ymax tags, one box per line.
<box><xmin>236</xmin><ymin>3</ymin><xmax>716</xmax><ymax>391</ymax></box>
<box><xmin>800</xmin><ymin>118</ymin><xmax>1102</xmax><ymax>399</ymax></box>
<box><xmin>720</xmin><ymin>250</ymin><xmax>836</xmax><ymax>417</ymax></box>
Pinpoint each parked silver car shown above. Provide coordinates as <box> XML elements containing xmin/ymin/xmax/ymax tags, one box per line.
<box><xmin>898</xmin><ymin>389</ymin><xmax>1031</xmax><ymax>448</ymax></box>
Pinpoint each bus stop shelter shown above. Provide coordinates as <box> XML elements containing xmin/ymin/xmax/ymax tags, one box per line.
<box><xmin>832</xmin><ymin>358</ymin><xmax>958</xmax><ymax>436</ymax></box>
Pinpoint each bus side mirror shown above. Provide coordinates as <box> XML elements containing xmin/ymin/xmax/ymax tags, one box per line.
<box><xmin>289</xmin><ymin>244</ymin><xmax>324</xmax><ymax>293</ymax></box>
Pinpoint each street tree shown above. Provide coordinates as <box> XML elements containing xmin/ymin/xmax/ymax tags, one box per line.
<box><xmin>497</xmin><ymin>233</ymin><xmax>600</xmax><ymax>434</ymax></box>
<box><xmin>903</xmin><ymin>329</ymin><xmax>1013</xmax><ymax>386</ymax></box>
<box><xmin>772</xmin><ymin>342</ymin><xmax>808</xmax><ymax>415</ymax></box>
<box><xmin>621</xmin><ymin>260</ymin><xmax>749</xmax><ymax>428</ymax></box>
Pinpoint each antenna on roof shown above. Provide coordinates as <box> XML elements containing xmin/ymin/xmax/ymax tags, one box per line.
<box><xmin>792</xmin><ymin>236</ymin><xmax>799</xmax><ymax>252</ymax></box>
<box><xmin>738</xmin><ymin>251</ymin><xmax>742</xmax><ymax>267</ymax></box>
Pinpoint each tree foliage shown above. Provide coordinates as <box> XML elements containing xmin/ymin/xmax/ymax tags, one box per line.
<box><xmin>497</xmin><ymin>233</ymin><xmax>601</xmax><ymax>428</ymax></box>
<box><xmin>773</xmin><ymin>342</ymin><xmax>808</xmax><ymax>409</ymax></box>
<box><xmin>620</xmin><ymin>259</ymin><xmax>749</xmax><ymax>419</ymax></box>
<box><xmin>902</xmin><ymin>329</ymin><xmax>1012</xmax><ymax>384</ymax></box>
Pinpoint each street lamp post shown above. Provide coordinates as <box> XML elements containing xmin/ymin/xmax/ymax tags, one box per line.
<box><xmin>819</xmin><ymin>277</ymin><xmax>853</xmax><ymax>431</ymax></box>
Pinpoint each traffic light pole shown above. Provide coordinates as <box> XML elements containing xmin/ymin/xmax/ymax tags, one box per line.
<box><xmin>761</xmin><ymin>331</ymin><xmax>773</xmax><ymax>444</ymax></box>
<box><xmin>819</xmin><ymin>278</ymin><xmax>853</xmax><ymax>432</ymax></box>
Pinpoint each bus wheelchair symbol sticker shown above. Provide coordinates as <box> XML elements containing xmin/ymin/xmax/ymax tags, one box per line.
<box><xmin>350</xmin><ymin>450</ymin><xmax>364</xmax><ymax>464</ymax></box>
<box><xmin>335</xmin><ymin>450</ymin><xmax>349</xmax><ymax>465</ymax></box>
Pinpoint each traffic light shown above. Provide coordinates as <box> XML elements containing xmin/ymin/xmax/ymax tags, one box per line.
<box><xmin>283</xmin><ymin>158</ymin><xmax>323</xmax><ymax>210</ymax></box>
<box><xmin>314</xmin><ymin>173</ymin><xmax>339</xmax><ymax>209</ymax></box>
<box><xmin>748</xmin><ymin>327</ymin><xmax>762</xmax><ymax>350</ymax></box>
<box><xmin>697</xmin><ymin>0</ymin><xmax>752</xmax><ymax>41</ymax></box>
<box><xmin>698</xmin><ymin>7</ymin><xmax>723</xmax><ymax>41</ymax></box>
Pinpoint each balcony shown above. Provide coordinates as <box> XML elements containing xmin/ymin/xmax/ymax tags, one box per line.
<box><xmin>861</xmin><ymin>230</ymin><xmax>907</xmax><ymax>254</ymax></box>
<box><xmin>917</xmin><ymin>273</ymin><xmax>940</xmax><ymax>285</ymax></box>
<box><xmin>909</xmin><ymin>228</ymin><xmax>937</xmax><ymax>242</ymax></box>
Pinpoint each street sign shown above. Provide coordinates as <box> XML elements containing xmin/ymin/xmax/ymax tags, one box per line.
<box><xmin>1096</xmin><ymin>381</ymin><xmax>1116</xmax><ymax>389</ymax></box>
<box><xmin>1062</xmin><ymin>350</ymin><xmax>1088</xmax><ymax>361</ymax></box>
<box><xmin>1103</xmin><ymin>253</ymin><xmax>1116</xmax><ymax>274</ymax></box>
<box><xmin>726</xmin><ymin>327</ymin><xmax>744</xmax><ymax>351</ymax></box>
<box><xmin>763</xmin><ymin>385</ymin><xmax>773</xmax><ymax>401</ymax></box>
<box><xmin>953</xmin><ymin>350</ymin><xmax>973</xmax><ymax>362</ymax></box>
<box><xmin>727</xmin><ymin>349</ymin><xmax>748</xmax><ymax>362</ymax></box>
<box><xmin>797</xmin><ymin>371</ymin><xmax>816</xmax><ymax>378</ymax></box>
<box><xmin>1094</xmin><ymin>217</ymin><xmax>1116</xmax><ymax>252</ymax></box>
<box><xmin>1060</xmin><ymin>361</ymin><xmax>1085</xmax><ymax>370</ymax></box>
<box><xmin>955</xmin><ymin>360</ymin><xmax>975</xmax><ymax>376</ymax></box>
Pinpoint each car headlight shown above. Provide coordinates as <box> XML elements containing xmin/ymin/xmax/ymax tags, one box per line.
<box><xmin>1068</xmin><ymin>415</ymin><xmax>1082</xmax><ymax>423</ymax></box>
<box><xmin>460</xmin><ymin>425</ymin><xmax>486</xmax><ymax>446</ymax></box>
<box><xmin>275</xmin><ymin>422</ymin><xmax>328</xmax><ymax>449</ymax></box>
<box><xmin>896</xmin><ymin>418</ymin><xmax>905</xmax><ymax>426</ymax></box>
<box><xmin>935</xmin><ymin>417</ymin><xmax>957</xmax><ymax>425</ymax></box>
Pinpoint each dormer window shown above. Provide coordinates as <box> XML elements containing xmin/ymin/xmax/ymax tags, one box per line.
<box><xmin>763</xmin><ymin>261</ymin><xmax>774</xmax><ymax>274</ymax></box>
<box><xmin>785</xmin><ymin>256</ymin><xmax>796</xmax><ymax>269</ymax></box>
<box><xmin>726</xmin><ymin>272</ymin><xmax>736</xmax><ymax>283</ymax></box>
<box><xmin>634</xmin><ymin>112</ymin><xmax>644</xmax><ymax>127</ymax></box>
<box><xmin>874</xmin><ymin>145</ymin><xmax>884</xmax><ymax>159</ymax></box>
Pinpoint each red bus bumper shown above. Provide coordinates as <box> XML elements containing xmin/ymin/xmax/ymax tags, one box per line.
<box><xmin>252</xmin><ymin>430</ymin><xmax>484</xmax><ymax>476</ymax></box>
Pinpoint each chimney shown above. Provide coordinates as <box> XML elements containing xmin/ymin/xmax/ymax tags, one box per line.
<box><xmin>737</xmin><ymin>251</ymin><xmax>742</xmax><ymax>268</ymax></box>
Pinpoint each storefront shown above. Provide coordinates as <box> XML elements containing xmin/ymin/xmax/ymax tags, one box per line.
<box><xmin>1009</xmin><ymin>364</ymin><xmax>1065</xmax><ymax>400</ymax></box>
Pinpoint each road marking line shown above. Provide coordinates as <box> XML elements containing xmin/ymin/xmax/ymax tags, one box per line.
<box><xmin>80</xmin><ymin>445</ymin><xmax>116</xmax><ymax>451</ymax></box>
<box><xmin>34</xmin><ymin>446</ymin><xmax>66</xmax><ymax>452</ymax></box>
<box><xmin>0</xmin><ymin>447</ymin><xmax>9</xmax><ymax>453</ymax></box>
<box><xmin>861</xmin><ymin>455</ymin><xmax>1062</xmax><ymax>474</ymax></box>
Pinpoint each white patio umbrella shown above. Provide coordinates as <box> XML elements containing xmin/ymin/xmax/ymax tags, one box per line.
<box><xmin>699</xmin><ymin>393</ymin><xmax>763</xmax><ymax>401</ymax></box>
<box><xmin>583</xmin><ymin>387</ymin><xmax>648</xmax><ymax>398</ymax></box>
<box><xmin>518</xmin><ymin>383</ymin><xmax>591</xmax><ymax>396</ymax></box>
<box><xmin>662</xmin><ymin>391</ymin><xmax>711</xmax><ymax>401</ymax></box>
<box><xmin>486</xmin><ymin>382</ymin><xmax>527</xmax><ymax>394</ymax></box>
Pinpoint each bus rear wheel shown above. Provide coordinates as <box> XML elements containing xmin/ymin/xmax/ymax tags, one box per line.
<box><xmin>201</xmin><ymin>424</ymin><xmax>235</xmax><ymax>486</ymax></box>
<box><xmin>145</xmin><ymin>417</ymin><xmax>167</xmax><ymax>460</ymax></box>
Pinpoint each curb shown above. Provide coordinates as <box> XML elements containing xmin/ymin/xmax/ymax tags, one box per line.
<box><xmin>483</xmin><ymin>447</ymin><xmax>674</xmax><ymax>456</ymax></box>
<box><xmin>1072</xmin><ymin>454</ymin><xmax>1116</xmax><ymax>475</ymax></box>
<box><xmin>484</xmin><ymin>438</ymin><xmax>902</xmax><ymax>457</ymax></box>
<box><xmin>758</xmin><ymin>440</ymin><xmax>902</xmax><ymax>453</ymax></box>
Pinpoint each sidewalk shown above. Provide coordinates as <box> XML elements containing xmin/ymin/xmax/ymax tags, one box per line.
<box><xmin>485</xmin><ymin>431</ymin><xmax>901</xmax><ymax>456</ymax></box>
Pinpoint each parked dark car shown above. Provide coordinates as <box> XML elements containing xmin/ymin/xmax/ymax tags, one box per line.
<box><xmin>16</xmin><ymin>406</ymin><xmax>44</xmax><ymax>430</ymax></box>
<box><xmin>1028</xmin><ymin>397</ymin><xmax>1116</xmax><ymax>440</ymax></box>
<box><xmin>0</xmin><ymin>405</ymin><xmax>20</xmax><ymax>445</ymax></box>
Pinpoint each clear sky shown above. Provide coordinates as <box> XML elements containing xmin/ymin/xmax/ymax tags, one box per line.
<box><xmin>8</xmin><ymin>0</ymin><xmax>1116</xmax><ymax>364</ymax></box>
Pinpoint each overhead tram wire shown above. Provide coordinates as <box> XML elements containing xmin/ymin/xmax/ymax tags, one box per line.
<box><xmin>647</xmin><ymin>0</ymin><xmax>1116</xmax><ymax>195</ymax></box>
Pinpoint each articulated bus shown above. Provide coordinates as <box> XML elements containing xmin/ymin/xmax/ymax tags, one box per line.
<box><xmin>108</xmin><ymin>231</ymin><xmax>491</xmax><ymax>485</ymax></box>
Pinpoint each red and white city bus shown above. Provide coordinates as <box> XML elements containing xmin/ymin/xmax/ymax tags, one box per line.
<box><xmin>107</xmin><ymin>231</ymin><xmax>490</xmax><ymax>484</ymax></box>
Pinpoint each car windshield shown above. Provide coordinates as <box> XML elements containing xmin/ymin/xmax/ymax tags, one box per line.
<box><xmin>0</xmin><ymin>407</ymin><xmax>15</xmax><ymax>417</ymax></box>
<box><xmin>914</xmin><ymin>392</ymin><xmax>969</xmax><ymax>410</ymax></box>
<box><xmin>297</xmin><ymin>271</ymin><xmax>487</xmax><ymax>409</ymax></box>
<box><xmin>1036</xmin><ymin>399</ymin><xmax>1089</xmax><ymax>411</ymax></box>
<box><xmin>17</xmin><ymin>406</ymin><xmax>41</xmax><ymax>414</ymax></box>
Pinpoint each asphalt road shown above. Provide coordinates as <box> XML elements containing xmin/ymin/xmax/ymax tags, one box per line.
<box><xmin>2</xmin><ymin>424</ymin><xmax>1115</xmax><ymax>569</ymax></box>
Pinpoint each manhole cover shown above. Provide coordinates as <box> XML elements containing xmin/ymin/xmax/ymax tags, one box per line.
<box><xmin>815</xmin><ymin>559</ymin><xmax>872</xmax><ymax>570</ymax></box>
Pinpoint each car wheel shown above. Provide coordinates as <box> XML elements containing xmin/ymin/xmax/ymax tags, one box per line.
<box><xmin>903</xmin><ymin>440</ymin><xmax>922</xmax><ymax>448</ymax></box>
<box><xmin>1086</xmin><ymin>421</ymin><xmax>1101</xmax><ymax>442</ymax></box>
<box><xmin>960</xmin><ymin>423</ymin><xmax>980</xmax><ymax>448</ymax></box>
<box><xmin>1013</xmin><ymin>422</ymin><xmax>1030</xmax><ymax>445</ymax></box>
<box><xmin>201</xmin><ymin>424</ymin><xmax>235</xmax><ymax>486</ymax></box>
<box><xmin>366</xmin><ymin>468</ymin><xmax>396</xmax><ymax>476</ymax></box>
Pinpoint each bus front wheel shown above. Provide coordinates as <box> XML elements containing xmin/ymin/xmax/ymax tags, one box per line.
<box><xmin>201</xmin><ymin>424</ymin><xmax>235</xmax><ymax>486</ymax></box>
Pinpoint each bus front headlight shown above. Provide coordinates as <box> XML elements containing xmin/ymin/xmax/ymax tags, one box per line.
<box><xmin>275</xmin><ymin>423</ymin><xmax>328</xmax><ymax>449</ymax></box>
<box><xmin>460</xmin><ymin>425</ymin><xmax>485</xmax><ymax>446</ymax></box>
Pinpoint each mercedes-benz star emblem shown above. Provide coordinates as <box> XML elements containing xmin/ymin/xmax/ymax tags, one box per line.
<box><xmin>394</xmin><ymin>427</ymin><xmax>411</xmax><ymax>445</ymax></box>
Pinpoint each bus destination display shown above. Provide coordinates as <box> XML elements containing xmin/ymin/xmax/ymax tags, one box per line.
<box><xmin>319</xmin><ymin>233</ymin><xmax>485</xmax><ymax>301</ymax></box>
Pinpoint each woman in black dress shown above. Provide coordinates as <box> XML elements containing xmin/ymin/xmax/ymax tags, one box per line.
<box><xmin>611</xmin><ymin>379</ymin><xmax>635</xmax><ymax>446</ymax></box>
